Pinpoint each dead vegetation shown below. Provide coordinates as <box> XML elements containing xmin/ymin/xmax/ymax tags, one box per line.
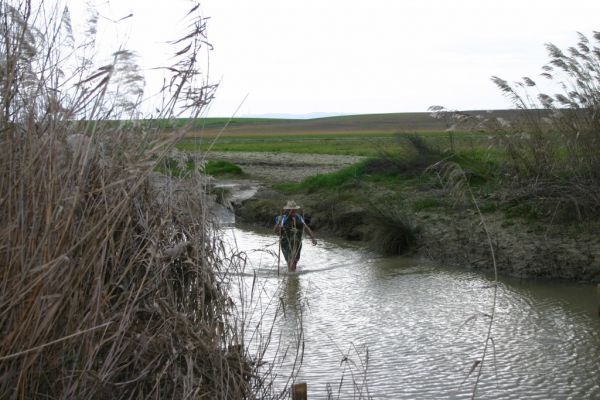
<box><xmin>0</xmin><ymin>1</ymin><xmax>279</xmax><ymax>398</ymax></box>
<box><xmin>430</xmin><ymin>30</ymin><xmax>600</xmax><ymax>222</ymax></box>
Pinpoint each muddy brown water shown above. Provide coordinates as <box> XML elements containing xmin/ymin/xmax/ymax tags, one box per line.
<box><xmin>219</xmin><ymin>224</ymin><xmax>600</xmax><ymax>399</ymax></box>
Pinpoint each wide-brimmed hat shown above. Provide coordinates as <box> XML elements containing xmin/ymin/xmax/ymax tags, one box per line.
<box><xmin>283</xmin><ymin>200</ymin><xmax>301</xmax><ymax>210</ymax></box>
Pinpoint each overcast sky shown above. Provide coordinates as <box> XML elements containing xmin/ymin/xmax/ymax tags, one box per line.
<box><xmin>70</xmin><ymin>0</ymin><xmax>599</xmax><ymax>118</ymax></box>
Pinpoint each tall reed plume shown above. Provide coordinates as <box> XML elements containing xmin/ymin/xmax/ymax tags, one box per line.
<box><xmin>0</xmin><ymin>1</ymin><xmax>275</xmax><ymax>398</ymax></box>
<box><xmin>430</xmin><ymin>30</ymin><xmax>600</xmax><ymax>220</ymax></box>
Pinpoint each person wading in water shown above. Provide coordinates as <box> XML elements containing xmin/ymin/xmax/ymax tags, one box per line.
<box><xmin>274</xmin><ymin>200</ymin><xmax>317</xmax><ymax>272</ymax></box>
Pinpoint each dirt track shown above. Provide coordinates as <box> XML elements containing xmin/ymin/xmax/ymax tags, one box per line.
<box><xmin>206</xmin><ymin>151</ymin><xmax>365</xmax><ymax>183</ymax></box>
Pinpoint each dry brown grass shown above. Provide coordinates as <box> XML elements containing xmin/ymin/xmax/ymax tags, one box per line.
<box><xmin>430</xmin><ymin>31</ymin><xmax>600</xmax><ymax>221</ymax></box>
<box><xmin>0</xmin><ymin>127</ymin><xmax>258</xmax><ymax>398</ymax></box>
<box><xmin>0</xmin><ymin>1</ymin><xmax>276</xmax><ymax>398</ymax></box>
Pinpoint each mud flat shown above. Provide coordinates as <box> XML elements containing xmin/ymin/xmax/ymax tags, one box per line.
<box><xmin>207</xmin><ymin>151</ymin><xmax>364</xmax><ymax>183</ymax></box>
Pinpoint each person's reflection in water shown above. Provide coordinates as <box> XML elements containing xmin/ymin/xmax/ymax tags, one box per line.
<box><xmin>280</xmin><ymin>275</ymin><xmax>304</xmax><ymax>348</ymax></box>
<box><xmin>284</xmin><ymin>275</ymin><xmax>302</xmax><ymax>313</ymax></box>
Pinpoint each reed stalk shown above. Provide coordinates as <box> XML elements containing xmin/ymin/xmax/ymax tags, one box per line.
<box><xmin>0</xmin><ymin>1</ymin><xmax>279</xmax><ymax>398</ymax></box>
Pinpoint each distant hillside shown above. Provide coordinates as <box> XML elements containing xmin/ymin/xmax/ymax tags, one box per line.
<box><xmin>242</xmin><ymin>112</ymin><xmax>348</xmax><ymax>119</ymax></box>
<box><xmin>186</xmin><ymin>110</ymin><xmax>523</xmax><ymax>137</ymax></box>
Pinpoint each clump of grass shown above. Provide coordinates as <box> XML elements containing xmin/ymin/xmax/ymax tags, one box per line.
<box><xmin>203</xmin><ymin>159</ymin><xmax>244</xmax><ymax>176</ymax></box>
<box><xmin>277</xmin><ymin>161</ymin><xmax>368</xmax><ymax>192</ymax></box>
<box><xmin>300</xmin><ymin>167</ymin><xmax>360</xmax><ymax>191</ymax></box>
<box><xmin>360</xmin><ymin>135</ymin><xmax>497</xmax><ymax>191</ymax></box>
<box><xmin>367</xmin><ymin>204</ymin><xmax>421</xmax><ymax>255</ymax></box>
<box><xmin>155</xmin><ymin>154</ymin><xmax>198</xmax><ymax>177</ymax></box>
<box><xmin>280</xmin><ymin>144</ymin><xmax>444</xmax><ymax>194</ymax></box>
<box><xmin>369</xmin><ymin>134</ymin><xmax>444</xmax><ymax>176</ymax></box>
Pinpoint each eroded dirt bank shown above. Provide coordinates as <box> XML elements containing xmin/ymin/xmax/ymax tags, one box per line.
<box><xmin>210</xmin><ymin>152</ymin><xmax>600</xmax><ymax>282</ymax></box>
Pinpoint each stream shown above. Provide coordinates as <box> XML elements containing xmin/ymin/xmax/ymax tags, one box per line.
<box><xmin>218</xmin><ymin>223</ymin><xmax>600</xmax><ymax>399</ymax></box>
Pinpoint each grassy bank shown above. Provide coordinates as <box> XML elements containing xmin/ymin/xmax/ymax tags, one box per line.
<box><xmin>229</xmin><ymin>125</ymin><xmax>600</xmax><ymax>281</ymax></box>
<box><xmin>173</xmin><ymin>89</ymin><xmax>600</xmax><ymax>281</ymax></box>
<box><xmin>184</xmin><ymin>113</ymin><xmax>598</xmax><ymax>231</ymax></box>
<box><xmin>197</xmin><ymin>32</ymin><xmax>600</xmax><ymax>261</ymax></box>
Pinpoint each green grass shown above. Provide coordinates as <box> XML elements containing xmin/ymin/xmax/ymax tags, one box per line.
<box><xmin>180</xmin><ymin>131</ymin><xmax>396</xmax><ymax>141</ymax></box>
<box><xmin>411</xmin><ymin>197</ymin><xmax>448</xmax><ymax>212</ymax></box>
<box><xmin>273</xmin><ymin>142</ymin><xmax>501</xmax><ymax>197</ymax></box>
<box><xmin>276</xmin><ymin>158</ymin><xmax>433</xmax><ymax>193</ymax></box>
<box><xmin>183</xmin><ymin>139</ymin><xmax>385</xmax><ymax>156</ymax></box>
<box><xmin>502</xmin><ymin>200</ymin><xmax>554</xmax><ymax>221</ymax></box>
<box><xmin>202</xmin><ymin>160</ymin><xmax>243</xmax><ymax>176</ymax></box>
<box><xmin>444</xmin><ymin>150</ymin><xmax>501</xmax><ymax>186</ymax></box>
<box><xmin>167</xmin><ymin>111</ymin><xmax>600</xmax><ymax>228</ymax></box>
<box><xmin>154</xmin><ymin>157</ymin><xmax>198</xmax><ymax>178</ymax></box>
<box><xmin>177</xmin><ymin>133</ymin><xmax>396</xmax><ymax>157</ymax></box>
<box><xmin>177</xmin><ymin>131</ymin><xmax>499</xmax><ymax>158</ymax></box>
<box><xmin>82</xmin><ymin>111</ymin><xmax>466</xmax><ymax>133</ymax></box>
<box><xmin>169</xmin><ymin>112</ymin><xmax>594</xmax><ymax>225</ymax></box>
<box><xmin>276</xmin><ymin>162</ymin><xmax>368</xmax><ymax>192</ymax></box>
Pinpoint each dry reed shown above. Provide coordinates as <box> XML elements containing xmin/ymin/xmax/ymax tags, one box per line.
<box><xmin>429</xmin><ymin>30</ymin><xmax>600</xmax><ymax>219</ymax></box>
<box><xmin>0</xmin><ymin>1</ymin><xmax>272</xmax><ymax>398</ymax></box>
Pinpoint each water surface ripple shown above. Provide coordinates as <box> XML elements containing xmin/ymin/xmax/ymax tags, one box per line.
<box><xmin>221</xmin><ymin>226</ymin><xmax>600</xmax><ymax>399</ymax></box>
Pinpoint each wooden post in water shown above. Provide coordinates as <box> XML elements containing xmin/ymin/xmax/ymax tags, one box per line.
<box><xmin>292</xmin><ymin>382</ymin><xmax>307</xmax><ymax>400</ymax></box>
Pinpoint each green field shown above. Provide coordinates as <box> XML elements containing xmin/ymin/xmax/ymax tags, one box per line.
<box><xmin>179</xmin><ymin>110</ymin><xmax>520</xmax><ymax>137</ymax></box>
<box><xmin>177</xmin><ymin>130</ymin><xmax>499</xmax><ymax>157</ymax></box>
<box><xmin>178</xmin><ymin>133</ymin><xmax>393</xmax><ymax>156</ymax></box>
<box><xmin>171</xmin><ymin>111</ymin><xmax>519</xmax><ymax>156</ymax></box>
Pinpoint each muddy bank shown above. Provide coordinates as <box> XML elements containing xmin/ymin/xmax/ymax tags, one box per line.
<box><xmin>416</xmin><ymin>209</ymin><xmax>600</xmax><ymax>282</ymax></box>
<box><xmin>237</xmin><ymin>193</ymin><xmax>600</xmax><ymax>282</ymax></box>
<box><xmin>210</xmin><ymin>152</ymin><xmax>600</xmax><ymax>282</ymax></box>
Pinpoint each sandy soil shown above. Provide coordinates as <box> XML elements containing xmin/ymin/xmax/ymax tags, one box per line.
<box><xmin>206</xmin><ymin>151</ymin><xmax>365</xmax><ymax>183</ymax></box>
